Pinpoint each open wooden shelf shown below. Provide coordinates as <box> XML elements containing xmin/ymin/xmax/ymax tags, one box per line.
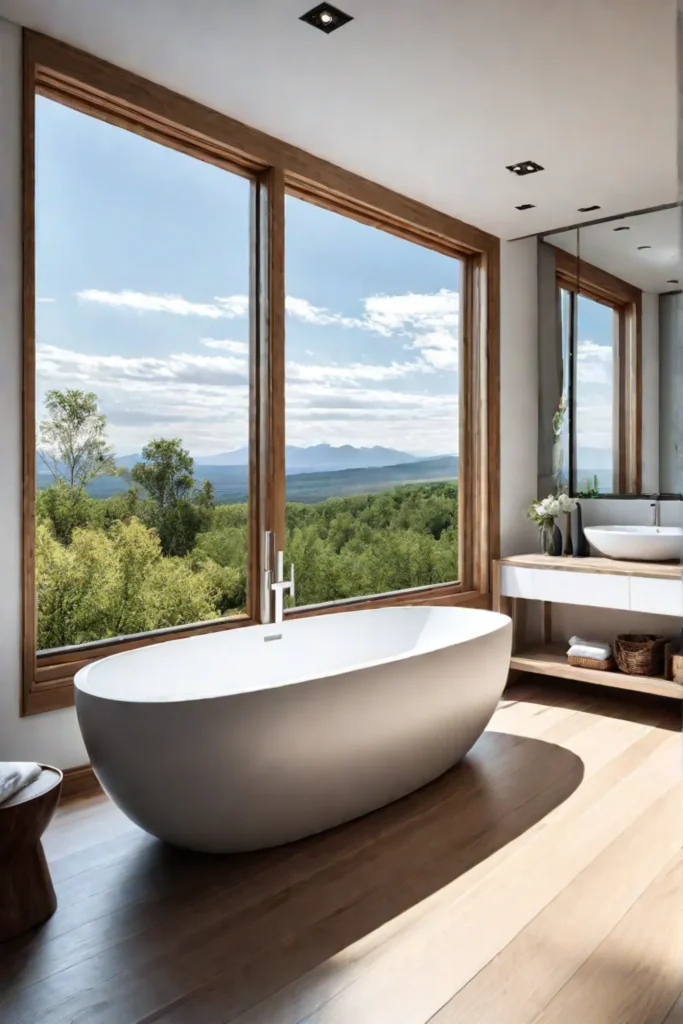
<box><xmin>511</xmin><ymin>645</ymin><xmax>683</xmax><ymax>700</ymax></box>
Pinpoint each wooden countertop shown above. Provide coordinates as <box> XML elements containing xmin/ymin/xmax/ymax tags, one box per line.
<box><xmin>497</xmin><ymin>553</ymin><xmax>681</xmax><ymax>580</ymax></box>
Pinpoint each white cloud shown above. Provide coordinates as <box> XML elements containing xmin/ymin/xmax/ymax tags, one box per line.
<box><xmin>37</xmin><ymin>343</ymin><xmax>248</xmax><ymax>387</ymax></box>
<box><xmin>576</xmin><ymin>403</ymin><xmax>613</xmax><ymax>449</ymax></box>
<box><xmin>363</xmin><ymin>289</ymin><xmax>459</xmax><ymax>336</ymax></box>
<box><xmin>577</xmin><ymin>339</ymin><xmax>613</xmax><ymax>385</ymax></box>
<box><xmin>214</xmin><ymin>295</ymin><xmax>249</xmax><ymax>318</ymax></box>
<box><xmin>51</xmin><ymin>286</ymin><xmax>462</xmax><ymax>453</ymax></box>
<box><xmin>76</xmin><ymin>289</ymin><xmax>249</xmax><ymax>320</ymax></box>
<box><xmin>420</xmin><ymin>348</ymin><xmax>458</xmax><ymax>371</ymax></box>
<box><xmin>285</xmin><ymin>289</ymin><xmax>459</xmax><ymax>341</ymax></box>
<box><xmin>37</xmin><ymin>297</ymin><xmax>55</xmax><ymax>304</ymax></box>
<box><xmin>410</xmin><ymin>329</ymin><xmax>459</xmax><ymax>371</ymax></box>
<box><xmin>285</xmin><ymin>296</ymin><xmax>363</xmax><ymax>329</ymax></box>
<box><xmin>286</xmin><ymin>360</ymin><xmax>432</xmax><ymax>384</ymax></box>
<box><xmin>36</xmin><ymin>342</ymin><xmax>457</xmax><ymax>455</ymax></box>
<box><xmin>74</xmin><ymin>288</ymin><xmax>459</xmax><ymax>375</ymax></box>
<box><xmin>37</xmin><ymin>343</ymin><xmax>250</xmax><ymax>455</ymax></box>
<box><xmin>201</xmin><ymin>339</ymin><xmax>249</xmax><ymax>355</ymax></box>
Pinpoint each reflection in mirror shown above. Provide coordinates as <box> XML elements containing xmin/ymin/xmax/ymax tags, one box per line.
<box><xmin>537</xmin><ymin>228</ymin><xmax>578</xmax><ymax>496</ymax></box>
<box><xmin>539</xmin><ymin>204</ymin><xmax>682</xmax><ymax>498</ymax></box>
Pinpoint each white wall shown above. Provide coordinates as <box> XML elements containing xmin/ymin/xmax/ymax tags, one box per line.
<box><xmin>0</xmin><ymin>17</ymin><xmax>87</xmax><ymax>767</ymax></box>
<box><xmin>499</xmin><ymin>238</ymin><xmax>539</xmax><ymax>557</ymax></box>
<box><xmin>641</xmin><ymin>291</ymin><xmax>660</xmax><ymax>494</ymax></box>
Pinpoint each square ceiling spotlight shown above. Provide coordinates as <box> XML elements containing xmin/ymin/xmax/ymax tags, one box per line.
<box><xmin>300</xmin><ymin>3</ymin><xmax>353</xmax><ymax>33</ymax></box>
<box><xmin>506</xmin><ymin>160</ymin><xmax>544</xmax><ymax>176</ymax></box>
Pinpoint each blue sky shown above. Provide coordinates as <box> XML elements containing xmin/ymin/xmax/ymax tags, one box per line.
<box><xmin>35</xmin><ymin>96</ymin><xmax>461</xmax><ymax>459</ymax></box>
<box><xmin>35</xmin><ymin>95</ymin><xmax>614</xmax><ymax>464</ymax></box>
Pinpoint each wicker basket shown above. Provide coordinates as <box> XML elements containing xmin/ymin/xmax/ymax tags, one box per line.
<box><xmin>614</xmin><ymin>634</ymin><xmax>666</xmax><ymax>677</ymax></box>
<box><xmin>567</xmin><ymin>655</ymin><xmax>615</xmax><ymax>672</ymax></box>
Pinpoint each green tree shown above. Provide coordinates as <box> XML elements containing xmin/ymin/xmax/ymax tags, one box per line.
<box><xmin>36</xmin><ymin>481</ymin><xmax>104</xmax><ymax>545</ymax></box>
<box><xmin>131</xmin><ymin>439</ymin><xmax>194</xmax><ymax>508</ymax></box>
<box><xmin>194</xmin><ymin>479</ymin><xmax>215</xmax><ymax>509</ymax></box>
<box><xmin>132</xmin><ymin>439</ymin><xmax>202</xmax><ymax>556</ymax></box>
<box><xmin>38</xmin><ymin>389</ymin><xmax>118</xmax><ymax>487</ymax></box>
<box><xmin>36</xmin><ymin>518</ymin><xmax>221</xmax><ymax>649</ymax></box>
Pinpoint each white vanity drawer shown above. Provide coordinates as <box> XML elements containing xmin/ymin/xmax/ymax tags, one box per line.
<box><xmin>499</xmin><ymin>566</ymin><xmax>536</xmax><ymax>599</ymax></box>
<box><xmin>532</xmin><ymin>569</ymin><xmax>630</xmax><ymax>610</ymax></box>
<box><xmin>630</xmin><ymin>577</ymin><xmax>683</xmax><ymax>617</ymax></box>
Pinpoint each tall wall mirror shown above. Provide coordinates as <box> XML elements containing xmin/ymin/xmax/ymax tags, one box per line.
<box><xmin>539</xmin><ymin>204</ymin><xmax>682</xmax><ymax>498</ymax></box>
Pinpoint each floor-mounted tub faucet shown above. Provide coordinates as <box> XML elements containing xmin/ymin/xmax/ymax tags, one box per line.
<box><xmin>271</xmin><ymin>549</ymin><xmax>295</xmax><ymax>623</ymax></box>
<box><xmin>264</xmin><ymin>532</ymin><xmax>295</xmax><ymax>624</ymax></box>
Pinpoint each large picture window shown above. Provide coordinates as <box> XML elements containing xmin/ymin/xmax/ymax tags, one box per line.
<box><xmin>22</xmin><ymin>32</ymin><xmax>499</xmax><ymax>714</ymax></box>
<box><xmin>34</xmin><ymin>97</ymin><xmax>252</xmax><ymax>653</ymax></box>
<box><xmin>284</xmin><ymin>196</ymin><xmax>461</xmax><ymax>607</ymax></box>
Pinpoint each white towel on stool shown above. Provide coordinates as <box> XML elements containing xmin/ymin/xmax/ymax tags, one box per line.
<box><xmin>0</xmin><ymin>762</ymin><xmax>41</xmax><ymax>804</ymax></box>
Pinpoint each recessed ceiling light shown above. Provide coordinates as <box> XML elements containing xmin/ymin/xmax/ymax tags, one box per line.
<box><xmin>506</xmin><ymin>160</ymin><xmax>544</xmax><ymax>176</ymax></box>
<box><xmin>637</xmin><ymin>245</ymin><xmax>651</xmax><ymax>250</ymax></box>
<box><xmin>300</xmin><ymin>3</ymin><xmax>353</xmax><ymax>32</ymax></box>
<box><xmin>577</xmin><ymin>205</ymin><xmax>601</xmax><ymax>212</ymax></box>
<box><xmin>667</xmin><ymin>279</ymin><xmax>679</xmax><ymax>284</ymax></box>
<box><xmin>515</xmin><ymin>203</ymin><xmax>536</xmax><ymax>210</ymax></box>
<box><xmin>613</xmin><ymin>226</ymin><xmax>630</xmax><ymax>232</ymax></box>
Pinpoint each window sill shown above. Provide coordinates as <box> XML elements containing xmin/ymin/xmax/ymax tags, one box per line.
<box><xmin>22</xmin><ymin>586</ymin><xmax>491</xmax><ymax>716</ymax></box>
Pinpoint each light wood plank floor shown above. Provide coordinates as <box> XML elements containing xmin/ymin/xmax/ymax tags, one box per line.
<box><xmin>1</xmin><ymin>681</ymin><xmax>681</xmax><ymax>1024</ymax></box>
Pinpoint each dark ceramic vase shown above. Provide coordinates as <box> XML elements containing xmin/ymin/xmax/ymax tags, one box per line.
<box><xmin>540</xmin><ymin>522</ymin><xmax>563</xmax><ymax>556</ymax></box>
<box><xmin>552</xmin><ymin>523</ymin><xmax>563</xmax><ymax>556</ymax></box>
<box><xmin>571</xmin><ymin>501</ymin><xmax>590</xmax><ymax>557</ymax></box>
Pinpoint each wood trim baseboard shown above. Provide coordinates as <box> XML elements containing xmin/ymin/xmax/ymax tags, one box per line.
<box><xmin>60</xmin><ymin>764</ymin><xmax>101</xmax><ymax>802</ymax></box>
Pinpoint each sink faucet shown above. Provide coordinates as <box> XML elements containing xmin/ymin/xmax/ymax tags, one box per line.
<box><xmin>264</xmin><ymin>532</ymin><xmax>295</xmax><ymax>624</ymax></box>
<box><xmin>650</xmin><ymin>500</ymin><xmax>660</xmax><ymax>528</ymax></box>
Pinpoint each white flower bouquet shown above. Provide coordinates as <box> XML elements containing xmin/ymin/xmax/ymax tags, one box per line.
<box><xmin>527</xmin><ymin>493</ymin><xmax>577</xmax><ymax>527</ymax></box>
<box><xmin>526</xmin><ymin>493</ymin><xmax>577</xmax><ymax>555</ymax></box>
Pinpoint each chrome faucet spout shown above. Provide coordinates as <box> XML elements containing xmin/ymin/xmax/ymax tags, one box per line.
<box><xmin>650</xmin><ymin>501</ymin><xmax>660</xmax><ymax>528</ymax></box>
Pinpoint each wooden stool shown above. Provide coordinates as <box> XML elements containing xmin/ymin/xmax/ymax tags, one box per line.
<box><xmin>0</xmin><ymin>765</ymin><xmax>62</xmax><ymax>941</ymax></box>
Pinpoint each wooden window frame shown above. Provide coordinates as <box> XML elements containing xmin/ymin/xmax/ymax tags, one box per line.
<box><xmin>21</xmin><ymin>30</ymin><xmax>500</xmax><ymax>716</ymax></box>
<box><xmin>553</xmin><ymin>246</ymin><xmax>642</xmax><ymax>495</ymax></box>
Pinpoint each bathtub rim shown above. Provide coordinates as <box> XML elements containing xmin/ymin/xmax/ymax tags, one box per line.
<box><xmin>74</xmin><ymin>605</ymin><xmax>512</xmax><ymax>705</ymax></box>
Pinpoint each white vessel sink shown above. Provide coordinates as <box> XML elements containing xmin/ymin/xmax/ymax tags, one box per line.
<box><xmin>584</xmin><ymin>525</ymin><xmax>683</xmax><ymax>562</ymax></box>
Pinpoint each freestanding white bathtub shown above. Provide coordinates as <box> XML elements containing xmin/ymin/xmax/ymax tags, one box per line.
<box><xmin>74</xmin><ymin>605</ymin><xmax>512</xmax><ymax>853</ymax></box>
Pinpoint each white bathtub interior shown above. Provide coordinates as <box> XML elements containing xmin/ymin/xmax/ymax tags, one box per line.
<box><xmin>76</xmin><ymin>605</ymin><xmax>508</xmax><ymax>702</ymax></box>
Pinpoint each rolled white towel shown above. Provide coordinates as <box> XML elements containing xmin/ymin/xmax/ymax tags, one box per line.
<box><xmin>0</xmin><ymin>762</ymin><xmax>42</xmax><ymax>804</ymax></box>
<box><xmin>568</xmin><ymin>643</ymin><xmax>612</xmax><ymax>662</ymax></box>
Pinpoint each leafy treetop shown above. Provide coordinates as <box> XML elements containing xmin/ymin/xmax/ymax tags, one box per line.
<box><xmin>39</xmin><ymin>389</ymin><xmax>118</xmax><ymax>488</ymax></box>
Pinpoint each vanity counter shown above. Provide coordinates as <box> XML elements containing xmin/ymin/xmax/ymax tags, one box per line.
<box><xmin>493</xmin><ymin>553</ymin><xmax>683</xmax><ymax>699</ymax></box>
<box><xmin>496</xmin><ymin>552</ymin><xmax>681</xmax><ymax>580</ymax></box>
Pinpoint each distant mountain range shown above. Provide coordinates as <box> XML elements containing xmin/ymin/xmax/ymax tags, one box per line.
<box><xmin>112</xmin><ymin>444</ymin><xmax>432</xmax><ymax>475</ymax></box>
<box><xmin>36</xmin><ymin>445</ymin><xmax>459</xmax><ymax>505</ymax></box>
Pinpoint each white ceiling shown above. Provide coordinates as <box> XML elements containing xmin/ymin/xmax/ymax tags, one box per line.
<box><xmin>546</xmin><ymin>206</ymin><xmax>681</xmax><ymax>292</ymax></box>
<box><xmin>0</xmin><ymin>0</ymin><xmax>677</xmax><ymax>239</ymax></box>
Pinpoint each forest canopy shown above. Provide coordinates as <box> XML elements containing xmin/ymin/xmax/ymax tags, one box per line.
<box><xmin>36</xmin><ymin>389</ymin><xmax>459</xmax><ymax>650</ymax></box>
